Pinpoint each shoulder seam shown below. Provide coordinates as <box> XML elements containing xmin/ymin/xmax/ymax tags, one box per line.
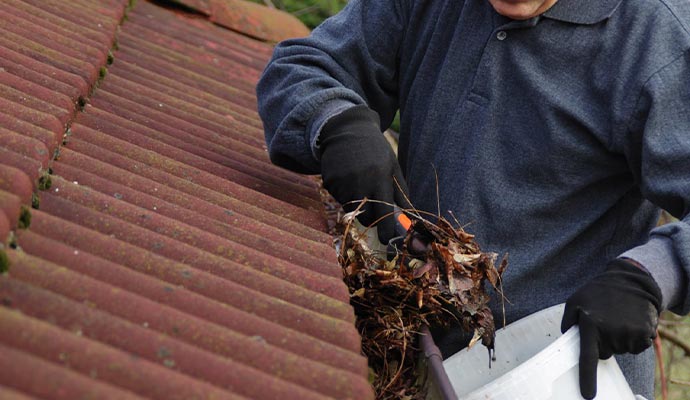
<box><xmin>620</xmin><ymin>47</ymin><xmax>690</xmax><ymax>149</ymax></box>
<box><xmin>658</xmin><ymin>0</ymin><xmax>690</xmax><ymax>37</ymax></box>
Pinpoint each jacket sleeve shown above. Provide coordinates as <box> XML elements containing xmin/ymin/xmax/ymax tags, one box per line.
<box><xmin>256</xmin><ymin>0</ymin><xmax>410</xmax><ymax>174</ymax></box>
<box><xmin>619</xmin><ymin>49</ymin><xmax>690</xmax><ymax>314</ymax></box>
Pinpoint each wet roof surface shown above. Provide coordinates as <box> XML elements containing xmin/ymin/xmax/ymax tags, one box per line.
<box><xmin>0</xmin><ymin>0</ymin><xmax>373</xmax><ymax>398</ymax></box>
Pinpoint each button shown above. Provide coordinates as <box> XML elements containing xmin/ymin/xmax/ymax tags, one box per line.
<box><xmin>496</xmin><ymin>31</ymin><xmax>507</xmax><ymax>41</ymax></box>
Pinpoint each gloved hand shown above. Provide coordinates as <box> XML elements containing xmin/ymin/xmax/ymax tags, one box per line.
<box><xmin>319</xmin><ymin>105</ymin><xmax>409</xmax><ymax>243</ymax></box>
<box><xmin>561</xmin><ymin>258</ymin><xmax>662</xmax><ymax>399</ymax></box>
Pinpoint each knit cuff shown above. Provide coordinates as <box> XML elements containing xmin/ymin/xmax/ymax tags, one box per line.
<box><xmin>620</xmin><ymin>235</ymin><xmax>683</xmax><ymax>310</ymax></box>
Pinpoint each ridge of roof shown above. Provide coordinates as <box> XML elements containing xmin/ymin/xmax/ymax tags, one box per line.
<box><xmin>165</xmin><ymin>0</ymin><xmax>311</xmax><ymax>42</ymax></box>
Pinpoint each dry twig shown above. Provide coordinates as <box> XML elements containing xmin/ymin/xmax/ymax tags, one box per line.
<box><xmin>654</xmin><ymin>335</ymin><xmax>668</xmax><ymax>400</ymax></box>
<box><xmin>670</xmin><ymin>378</ymin><xmax>690</xmax><ymax>387</ymax></box>
<box><xmin>659</xmin><ymin>327</ymin><xmax>690</xmax><ymax>356</ymax></box>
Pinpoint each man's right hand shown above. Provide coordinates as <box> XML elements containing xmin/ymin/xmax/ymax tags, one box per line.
<box><xmin>319</xmin><ymin>105</ymin><xmax>409</xmax><ymax>243</ymax></box>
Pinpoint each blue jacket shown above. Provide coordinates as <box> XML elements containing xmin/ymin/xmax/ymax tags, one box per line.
<box><xmin>257</xmin><ymin>0</ymin><xmax>690</xmax><ymax>396</ymax></box>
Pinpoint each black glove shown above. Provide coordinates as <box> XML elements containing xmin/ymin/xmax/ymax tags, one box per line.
<box><xmin>561</xmin><ymin>258</ymin><xmax>662</xmax><ymax>399</ymax></box>
<box><xmin>319</xmin><ymin>105</ymin><xmax>409</xmax><ymax>243</ymax></box>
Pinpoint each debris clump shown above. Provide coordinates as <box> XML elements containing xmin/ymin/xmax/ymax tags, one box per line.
<box><xmin>340</xmin><ymin>208</ymin><xmax>507</xmax><ymax>399</ymax></box>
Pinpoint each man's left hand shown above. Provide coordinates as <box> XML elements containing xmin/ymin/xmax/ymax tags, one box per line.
<box><xmin>561</xmin><ymin>258</ymin><xmax>662</xmax><ymax>399</ymax></box>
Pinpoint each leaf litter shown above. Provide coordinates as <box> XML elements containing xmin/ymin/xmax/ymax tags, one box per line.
<box><xmin>338</xmin><ymin>201</ymin><xmax>508</xmax><ymax>399</ymax></box>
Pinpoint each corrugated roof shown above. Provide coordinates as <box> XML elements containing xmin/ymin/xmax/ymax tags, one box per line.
<box><xmin>0</xmin><ymin>0</ymin><xmax>374</xmax><ymax>398</ymax></box>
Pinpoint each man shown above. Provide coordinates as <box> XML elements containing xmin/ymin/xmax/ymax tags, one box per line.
<box><xmin>256</xmin><ymin>0</ymin><xmax>690</xmax><ymax>398</ymax></box>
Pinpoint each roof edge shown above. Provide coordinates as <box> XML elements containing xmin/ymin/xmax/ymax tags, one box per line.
<box><xmin>165</xmin><ymin>0</ymin><xmax>311</xmax><ymax>42</ymax></box>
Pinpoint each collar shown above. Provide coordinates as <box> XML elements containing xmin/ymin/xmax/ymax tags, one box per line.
<box><xmin>542</xmin><ymin>0</ymin><xmax>623</xmax><ymax>25</ymax></box>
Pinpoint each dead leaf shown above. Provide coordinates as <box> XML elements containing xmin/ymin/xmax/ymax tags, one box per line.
<box><xmin>412</xmin><ymin>262</ymin><xmax>433</xmax><ymax>279</ymax></box>
<box><xmin>468</xmin><ymin>329</ymin><xmax>482</xmax><ymax>349</ymax></box>
<box><xmin>452</xmin><ymin>252</ymin><xmax>481</xmax><ymax>264</ymax></box>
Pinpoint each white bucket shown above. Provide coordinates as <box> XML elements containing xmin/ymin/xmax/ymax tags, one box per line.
<box><xmin>443</xmin><ymin>304</ymin><xmax>643</xmax><ymax>400</ymax></box>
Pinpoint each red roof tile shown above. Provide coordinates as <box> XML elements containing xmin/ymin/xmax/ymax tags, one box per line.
<box><xmin>0</xmin><ymin>140</ymin><xmax>47</xmax><ymax>183</ymax></box>
<box><xmin>0</xmin><ymin>165</ymin><xmax>34</xmax><ymax>204</ymax></box>
<box><xmin>0</xmin><ymin>191</ymin><xmax>21</xmax><ymax>233</ymax></box>
<box><xmin>0</xmin><ymin>70</ymin><xmax>75</xmax><ymax>119</ymax></box>
<box><xmin>0</xmin><ymin>46</ymin><xmax>88</xmax><ymax>102</ymax></box>
<box><xmin>0</xmin><ymin>343</ymin><xmax>146</xmax><ymax>400</ymax></box>
<box><xmin>0</xmin><ymin>0</ymin><xmax>374</xmax><ymax>398</ymax></box>
<box><xmin>0</xmin><ymin>385</ymin><xmax>37</xmax><ymax>400</ymax></box>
